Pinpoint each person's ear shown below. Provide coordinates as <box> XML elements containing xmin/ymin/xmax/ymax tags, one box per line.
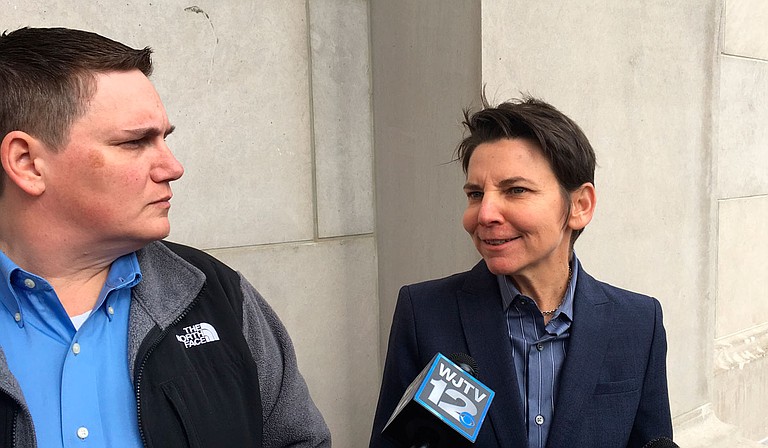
<box><xmin>568</xmin><ymin>182</ymin><xmax>596</xmax><ymax>231</ymax></box>
<box><xmin>0</xmin><ymin>131</ymin><xmax>48</xmax><ymax>196</ymax></box>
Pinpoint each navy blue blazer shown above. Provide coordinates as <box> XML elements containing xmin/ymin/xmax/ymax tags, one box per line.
<box><xmin>370</xmin><ymin>260</ymin><xmax>672</xmax><ymax>448</ymax></box>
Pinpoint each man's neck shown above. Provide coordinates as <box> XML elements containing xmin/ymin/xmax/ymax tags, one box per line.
<box><xmin>47</xmin><ymin>268</ymin><xmax>112</xmax><ymax>316</ymax></box>
<box><xmin>0</xmin><ymin>232</ymin><xmax>129</xmax><ymax>316</ymax></box>
<box><xmin>1</xmin><ymin>196</ymin><xmax>146</xmax><ymax>314</ymax></box>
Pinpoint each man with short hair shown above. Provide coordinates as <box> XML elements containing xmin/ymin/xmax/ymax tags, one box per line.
<box><xmin>0</xmin><ymin>27</ymin><xmax>330</xmax><ymax>448</ymax></box>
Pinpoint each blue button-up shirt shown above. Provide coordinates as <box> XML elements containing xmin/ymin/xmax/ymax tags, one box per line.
<box><xmin>498</xmin><ymin>256</ymin><xmax>579</xmax><ymax>448</ymax></box>
<box><xmin>0</xmin><ymin>250</ymin><xmax>144</xmax><ymax>448</ymax></box>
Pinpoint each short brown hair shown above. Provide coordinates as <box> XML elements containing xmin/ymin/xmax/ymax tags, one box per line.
<box><xmin>0</xmin><ymin>27</ymin><xmax>153</xmax><ymax>193</ymax></box>
<box><xmin>456</xmin><ymin>95</ymin><xmax>597</xmax><ymax>242</ymax></box>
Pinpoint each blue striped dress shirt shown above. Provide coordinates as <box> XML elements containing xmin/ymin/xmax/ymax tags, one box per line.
<box><xmin>497</xmin><ymin>255</ymin><xmax>579</xmax><ymax>448</ymax></box>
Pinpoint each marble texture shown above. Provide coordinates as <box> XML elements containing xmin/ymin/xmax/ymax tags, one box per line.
<box><xmin>675</xmin><ymin>406</ymin><xmax>765</xmax><ymax>447</ymax></box>
<box><xmin>481</xmin><ymin>0</ymin><xmax>717</xmax><ymax>418</ymax></box>
<box><xmin>157</xmin><ymin>1</ymin><xmax>316</xmax><ymax>248</ymax></box>
<box><xmin>210</xmin><ymin>237</ymin><xmax>379</xmax><ymax>448</ymax></box>
<box><xmin>715</xmin><ymin>350</ymin><xmax>768</xmax><ymax>441</ymax></box>
<box><xmin>309</xmin><ymin>0</ymin><xmax>375</xmax><ymax>238</ymax></box>
<box><xmin>724</xmin><ymin>0</ymin><xmax>768</xmax><ymax>60</ymax></box>
<box><xmin>370</xmin><ymin>0</ymin><xmax>482</xmax><ymax>359</ymax></box>
<box><xmin>718</xmin><ymin>56</ymin><xmax>768</xmax><ymax>200</ymax></box>
<box><xmin>716</xmin><ymin>196</ymin><xmax>768</xmax><ymax>338</ymax></box>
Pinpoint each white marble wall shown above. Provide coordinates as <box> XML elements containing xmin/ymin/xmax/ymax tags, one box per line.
<box><xmin>716</xmin><ymin>197</ymin><xmax>768</xmax><ymax>338</ymax></box>
<box><xmin>2</xmin><ymin>1</ymin><xmax>376</xmax><ymax>446</ymax></box>
<box><xmin>210</xmin><ymin>237</ymin><xmax>378</xmax><ymax>448</ymax></box>
<box><xmin>714</xmin><ymin>0</ymin><xmax>768</xmax><ymax>441</ymax></box>
<box><xmin>723</xmin><ymin>0</ymin><xmax>768</xmax><ymax>61</ymax></box>
<box><xmin>370</xmin><ymin>0</ymin><xmax>482</xmax><ymax>360</ymax></box>
<box><xmin>310</xmin><ymin>0</ymin><xmax>374</xmax><ymax>238</ymax></box>
<box><xmin>482</xmin><ymin>0</ymin><xmax>716</xmax><ymax>420</ymax></box>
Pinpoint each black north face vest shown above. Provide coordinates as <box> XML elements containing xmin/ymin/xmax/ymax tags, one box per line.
<box><xmin>133</xmin><ymin>241</ymin><xmax>263</xmax><ymax>448</ymax></box>
<box><xmin>0</xmin><ymin>242</ymin><xmax>263</xmax><ymax>447</ymax></box>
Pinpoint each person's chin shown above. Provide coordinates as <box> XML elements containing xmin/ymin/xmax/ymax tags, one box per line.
<box><xmin>155</xmin><ymin>227</ymin><xmax>171</xmax><ymax>241</ymax></box>
<box><xmin>482</xmin><ymin>256</ymin><xmax>520</xmax><ymax>276</ymax></box>
<box><xmin>140</xmin><ymin>221</ymin><xmax>171</xmax><ymax>243</ymax></box>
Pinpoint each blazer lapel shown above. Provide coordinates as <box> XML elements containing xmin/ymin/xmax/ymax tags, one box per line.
<box><xmin>457</xmin><ymin>261</ymin><xmax>528</xmax><ymax>448</ymax></box>
<box><xmin>546</xmin><ymin>268</ymin><xmax>614</xmax><ymax>448</ymax></box>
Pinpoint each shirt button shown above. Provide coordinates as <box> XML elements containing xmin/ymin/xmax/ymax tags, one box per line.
<box><xmin>535</xmin><ymin>414</ymin><xmax>545</xmax><ymax>425</ymax></box>
<box><xmin>72</xmin><ymin>343</ymin><xmax>81</xmax><ymax>355</ymax></box>
<box><xmin>23</xmin><ymin>278</ymin><xmax>35</xmax><ymax>289</ymax></box>
<box><xmin>14</xmin><ymin>313</ymin><xmax>21</xmax><ymax>322</ymax></box>
<box><xmin>77</xmin><ymin>426</ymin><xmax>89</xmax><ymax>439</ymax></box>
<box><xmin>536</xmin><ymin>343</ymin><xmax>544</xmax><ymax>351</ymax></box>
<box><xmin>107</xmin><ymin>306</ymin><xmax>115</xmax><ymax>315</ymax></box>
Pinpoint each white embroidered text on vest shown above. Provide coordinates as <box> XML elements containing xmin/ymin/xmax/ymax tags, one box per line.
<box><xmin>176</xmin><ymin>322</ymin><xmax>220</xmax><ymax>348</ymax></box>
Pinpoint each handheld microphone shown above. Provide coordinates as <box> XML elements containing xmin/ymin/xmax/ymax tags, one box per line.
<box><xmin>642</xmin><ymin>437</ymin><xmax>679</xmax><ymax>448</ymax></box>
<box><xmin>381</xmin><ymin>352</ymin><xmax>494</xmax><ymax>447</ymax></box>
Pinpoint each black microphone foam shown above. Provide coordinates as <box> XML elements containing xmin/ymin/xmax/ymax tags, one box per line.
<box><xmin>447</xmin><ymin>352</ymin><xmax>479</xmax><ymax>377</ymax></box>
<box><xmin>643</xmin><ymin>437</ymin><xmax>679</xmax><ymax>448</ymax></box>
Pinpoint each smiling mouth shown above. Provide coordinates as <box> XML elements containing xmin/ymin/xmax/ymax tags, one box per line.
<box><xmin>482</xmin><ymin>237</ymin><xmax>519</xmax><ymax>246</ymax></box>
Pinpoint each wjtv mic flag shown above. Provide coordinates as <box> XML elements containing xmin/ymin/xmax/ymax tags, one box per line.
<box><xmin>383</xmin><ymin>352</ymin><xmax>494</xmax><ymax>444</ymax></box>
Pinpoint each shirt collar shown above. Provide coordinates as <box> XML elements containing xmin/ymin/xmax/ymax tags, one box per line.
<box><xmin>0</xmin><ymin>250</ymin><xmax>142</xmax><ymax>325</ymax></box>
<box><xmin>0</xmin><ymin>250</ymin><xmax>24</xmax><ymax>325</ymax></box>
<box><xmin>97</xmin><ymin>253</ymin><xmax>143</xmax><ymax>321</ymax></box>
<box><xmin>498</xmin><ymin>254</ymin><xmax>581</xmax><ymax>321</ymax></box>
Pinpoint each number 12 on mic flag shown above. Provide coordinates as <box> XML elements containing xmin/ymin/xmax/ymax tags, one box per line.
<box><xmin>384</xmin><ymin>352</ymin><xmax>495</xmax><ymax>443</ymax></box>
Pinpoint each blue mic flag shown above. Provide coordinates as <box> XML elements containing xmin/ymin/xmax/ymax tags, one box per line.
<box><xmin>382</xmin><ymin>353</ymin><xmax>494</xmax><ymax>446</ymax></box>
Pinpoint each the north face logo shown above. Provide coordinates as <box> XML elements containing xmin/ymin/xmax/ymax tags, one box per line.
<box><xmin>176</xmin><ymin>322</ymin><xmax>220</xmax><ymax>348</ymax></box>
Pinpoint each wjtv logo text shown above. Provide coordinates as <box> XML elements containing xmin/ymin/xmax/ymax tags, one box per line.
<box><xmin>414</xmin><ymin>353</ymin><xmax>494</xmax><ymax>442</ymax></box>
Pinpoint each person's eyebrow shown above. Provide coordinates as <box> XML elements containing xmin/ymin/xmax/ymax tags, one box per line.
<box><xmin>463</xmin><ymin>177</ymin><xmax>531</xmax><ymax>191</ymax></box>
<box><xmin>122</xmin><ymin>124</ymin><xmax>176</xmax><ymax>138</ymax></box>
<box><xmin>497</xmin><ymin>177</ymin><xmax>530</xmax><ymax>188</ymax></box>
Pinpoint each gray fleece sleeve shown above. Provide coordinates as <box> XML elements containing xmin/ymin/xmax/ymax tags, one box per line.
<box><xmin>238</xmin><ymin>273</ymin><xmax>332</xmax><ymax>448</ymax></box>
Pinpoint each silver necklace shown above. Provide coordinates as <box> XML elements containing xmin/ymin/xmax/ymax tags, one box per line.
<box><xmin>541</xmin><ymin>264</ymin><xmax>572</xmax><ymax>316</ymax></box>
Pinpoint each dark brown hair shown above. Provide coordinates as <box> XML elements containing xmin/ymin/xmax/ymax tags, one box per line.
<box><xmin>0</xmin><ymin>27</ymin><xmax>153</xmax><ymax>193</ymax></box>
<box><xmin>456</xmin><ymin>95</ymin><xmax>597</xmax><ymax>242</ymax></box>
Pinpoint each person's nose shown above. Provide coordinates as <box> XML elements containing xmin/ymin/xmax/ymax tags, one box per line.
<box><xmin>151</xmin><ymin>140</ymin><xmax>184</xmax><ymax>183</ymax></box>
<box><xmin>477</xmin><ymin>193</ymin><xmax>504</xmax><ymax>226</ymax></box>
